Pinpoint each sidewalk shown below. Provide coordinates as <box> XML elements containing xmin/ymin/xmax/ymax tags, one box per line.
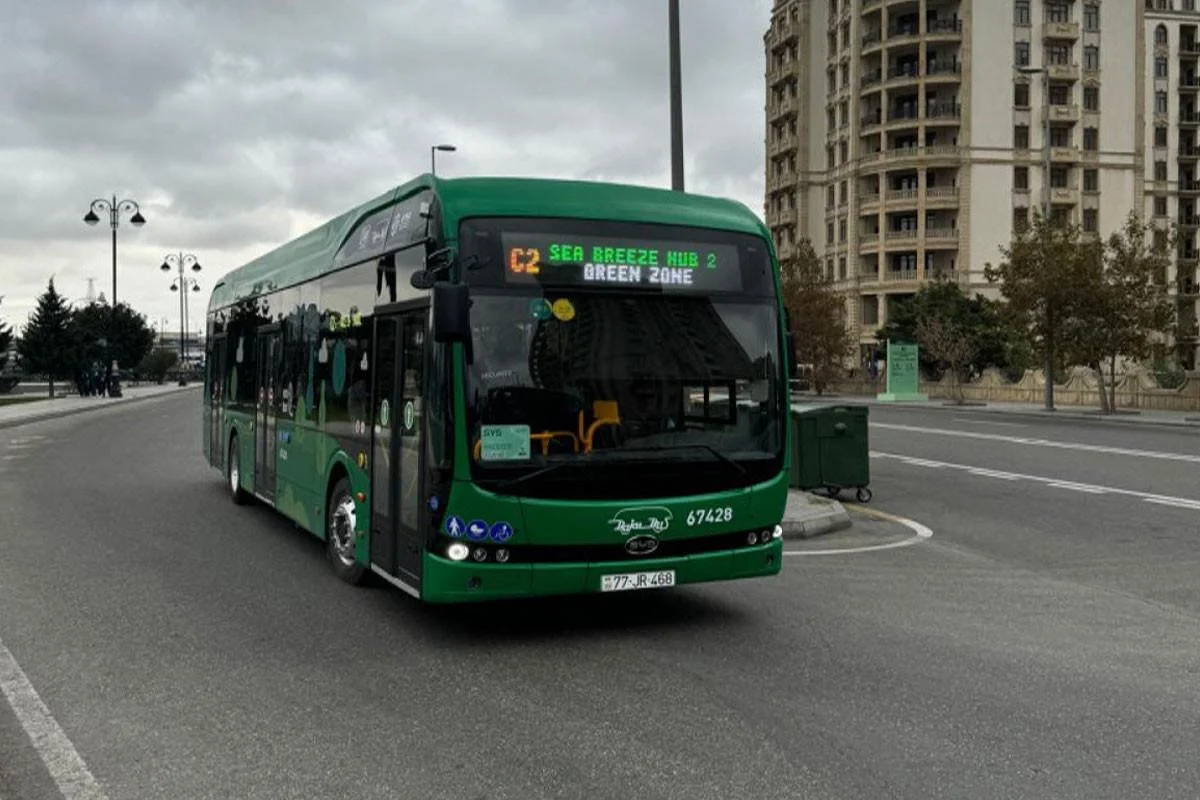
<box><xmin>0</xmin><ymin>383</ymin><xmax>201</xmax><ymax>430</ymax></box>
<box><xmin>780</xmin><ymin>489</ymin><xmax>851</xmax><ymax>539</ymax></box>
<box><xmin>793</xmin><ymin>393</ymin><xmax>1200</xmax><ymax>429</ymax></box>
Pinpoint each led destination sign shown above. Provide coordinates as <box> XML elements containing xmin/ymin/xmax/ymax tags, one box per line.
<box><xmin>501</xmin><ymin>233</ymin><xmax>744</xmax><ymax>293</ymax></box>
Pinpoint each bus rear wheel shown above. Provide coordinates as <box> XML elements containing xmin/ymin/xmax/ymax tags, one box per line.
<box><xmin>326</xmin><ymin>477</ymin><xmax>367</xmax><ymax>585</ymax></box>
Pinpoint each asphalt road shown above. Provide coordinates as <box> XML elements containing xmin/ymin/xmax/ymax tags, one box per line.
<box><xmin>2</xmin><ymin>393</ymin><xmax>1199</xmax><ymax>799</ymax></box>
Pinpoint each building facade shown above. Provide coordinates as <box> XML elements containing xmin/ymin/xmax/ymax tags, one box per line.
<box><xmin>765</xmin><ymin>0</ymin><xmax>1199</xmax><ymax>370</ymax></box>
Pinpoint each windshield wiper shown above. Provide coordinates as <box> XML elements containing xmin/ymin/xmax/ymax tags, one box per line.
<box><xmin>616</xmin><ymin>444</ymin><xmax>746</xmax><ymax>475</ymax></box>
<box><xmin>490</xmin><ymin>460</ymin><xmax>588</xmax><ymax>491</ymax></box>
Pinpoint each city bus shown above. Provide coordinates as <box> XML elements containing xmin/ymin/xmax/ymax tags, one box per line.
<box><xmin>202</xmin><ymin>175</ymin><xmax>792</xmax><ymax>603</ymax></box>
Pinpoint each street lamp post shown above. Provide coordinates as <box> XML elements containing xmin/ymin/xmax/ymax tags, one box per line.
<box><xmin>1017</xmin><ymin>64</ymin><xmax>1055</xmax><ymax>411</ymax></box>
<box><xmin>668</xmin><ymin>0</ymin><xmax>684</xmax><ymax>192</ymax></box>
<box><xmin>162</xmin><ymin>252</ymin><xmax>201</xmax><ymax>386</ymax></box>
<box><xmin>84</xmin><ymin>195</ymin><xmax>146</xmax><ymax>395</ymax></box>
<box><xmin>431</xmin><ymin>144</ymin><xmax>457</xmax><ymax>176</ymax></box>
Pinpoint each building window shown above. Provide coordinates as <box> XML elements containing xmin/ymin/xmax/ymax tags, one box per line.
<box><xmin>1049</xmin><ymin>83</ymin><xmax>1070</xmax><ymax>105</ymax></box>
<box><xmin>1157</xmin><ymin>91</ymin><xmax>1169</xmax><ymax>114</ymax></box>
<box><xmin>1084</xmin><ymin>169</ymin><xmax>1099</xmax><ymax>192</ymax></box>
<box><xmin>1156</xmin><ymin>161</ymin><xmax>1168</xmax><ymax>181</ymax></box>
<box><xmin>1084</xmin><ymin>4</ymin><xmax>1099</xmax><ymax>31</ymax></box>
<box><xmin>1051</xmin><ymin>127</ymin><xmax>1071</xmax><ymax>147</ymax></box>
<box><xmin>838</xmin><ymin>257</ymin><xmax>847</xmax><ymax>280</ymax></box>
<box><xmin>1014</xmin><ymin>82</ymin><xmax>1030</xmax><ymax>107</ymax></box>
<box><xmin>1084</xmin><ymin>46</ymin><xmax>1100</xmax><ymax>72</ymax></box>
<box><xmin>1015</xmin><ymin>0</ymin><xmax>1031</xmax><ymax>25</ymax></box>
<box><xmin>1046</xmin><ymin>44</ymin><xmax>1070</xmax><ymax>65</ymax></box>
<box><xmin>1084</xmin><ymin>127</ymin><xmax>1099</xmax><ymax>151</ymax></box>
<box><xmin>1156</xmin><ymin>25</ymin><xmax>1168</xmax><ymax>46</ymax></box>
<box><xmin>839</xmin><ymin>219</ymin><xmax>848</xmax><ymax>242</ymax></box>
<box><xmin>827</xmin><ymin>185</ymin><xmax>836</xmax><ymax>208</ymax></box>
<box><xmin>1014</xmin><ymin>166</ymin><xmax>1029</xmax><ymax>189</ymax></box>
<box><xmin>1154</xmin><ymin>195</ymin><xmax>1168</xmax><ymax>216</ymax></box>
<box><xmin>1046</xmin><ymin>2</ymin><xmax>1070</xmax><ymax>23</ymax></box>
<box><xmin>1157</xmin><ymin>57</ymin><xmax>1169</xmax><ymax>79</ymax></box>
<box><xmin>1015</xmin><ymin>42</ymin><xmax>1030</xmax><ymax>66</ymax></box>
<box><xmin>1083</xmin><ymin>209</ymin><xmax>1098</xmax><ymax>233</ymax></box>
<box><xmin>1013</xmin><ymin>207</ymin><xmax>1029</xmax><ymax>232</ymax></box>
<box><xmin>1051</xmin><ymin>166</ymin><xmax>1069</xmax><ymax>188</ymax></box>
<box><xmin>1084</xmin><ymin>86</ymin><xmax>1100</xmax><ymax>111</ymax></box>
<box><xmin>827</xmin><ymin>222</ymin><xmax>835</xmax><ymax>242</ymax></box>
<box><xmin>1156</xmin><ymin>126</ymin><xmax>1169</xmax><ymax>147</ymax></box>
<box><xmin>1015</xmin><ymin>125</ymin><xmax>1030</xmax><ymax>148</ymax></box>
<box><xmin>839</xmin><ymin>181</ymin><xmax>847</xmax><ymax>204</ymax></box>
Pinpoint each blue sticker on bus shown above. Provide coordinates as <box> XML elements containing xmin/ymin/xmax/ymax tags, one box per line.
<box><xmin>444</xmin><ymin>515</ymin><xmax>465</xmax><ymax>538</ymax></box>
<box><xmin>489</xmin><ymin>521</ymin><xmax>513</xmax><ymax>543</ymax></box>
<box><xmin>466</xmin><ymin>519</ymin><xmax>489</xmax><ymax>541</ymax></box>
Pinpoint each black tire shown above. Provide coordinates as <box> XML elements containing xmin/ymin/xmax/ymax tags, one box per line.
<box><xmin>326</xmin><ymin>477</ymin><xmax>368</xmax><ymax>585</ymax></box>
<box><xmin>855</xmin><ymin>487</ymin><xmax>872</xmax><ymax>503</ymax></box>
<box><xmin>227</xmin><ymin>434</ymin><xmax>247</xmax><ymax>505</ymax></box>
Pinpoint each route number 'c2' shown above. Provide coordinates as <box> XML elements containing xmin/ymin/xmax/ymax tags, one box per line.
<box><xmin>686</xmin><ymin>507</ymin><xmax>733</xmax><ymax>526</ymax></box>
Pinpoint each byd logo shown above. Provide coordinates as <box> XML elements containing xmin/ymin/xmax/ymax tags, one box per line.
<box><xmin>607</xmin><ymin>506</ymin><xmax>673</xmax><ymax>536</ymax></box>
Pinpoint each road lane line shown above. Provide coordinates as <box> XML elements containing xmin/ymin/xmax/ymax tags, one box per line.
<box><xmin>0</xmin><ymin>637</ymin><xmax>108</xmax><ymax>800</ymax></box>
<box><xmin>874</xmin><ymin>451</ymin><xmax>1200</xmax><ymax>511</ymax></box>
<box><xmin>871</xmin><ymin>422</ymin><xmax>1200</xmax><ymax>464</ymax></box>
<box><xmin>785</xmin><ymin>506</ymin><xmax>932</xmax><ymax>556</ymax></box>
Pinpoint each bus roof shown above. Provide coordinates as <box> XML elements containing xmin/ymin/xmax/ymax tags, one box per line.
<box><xmin>208</xmin><ymin>174</ymin><xmax>769</xmax><ymax>310</ymax></box>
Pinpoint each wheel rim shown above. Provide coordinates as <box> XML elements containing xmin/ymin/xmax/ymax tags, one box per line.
<box><xmin>330</xmin><ymin>494</ymin><xmax>358</xmax><ymax>567</ymax></box>
<box><xmin>229</xmin><ymin>449</ymin><xmax>239</xmax><ymax>493</ymax></box>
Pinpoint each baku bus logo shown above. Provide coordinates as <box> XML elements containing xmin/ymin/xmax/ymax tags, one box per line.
<box><xmin>624</xmin><ymin>535</ymin><xmax>660</xmax><ymax>556</ymax></box>
<box><xmin>608</xmin><ymin>506</ymin><xmax>672</xmax><ymax>536</ymax></box>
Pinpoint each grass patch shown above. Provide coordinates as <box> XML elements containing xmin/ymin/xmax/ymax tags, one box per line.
<box><xmin>0</xmin><ymin>395</ymin><xmax>50</xmax><ymax>406</ymax></box>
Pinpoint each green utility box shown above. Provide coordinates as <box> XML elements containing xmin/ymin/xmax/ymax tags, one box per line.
<box><xmin>789</xmin><ymin>403</ymin><xmax>872</xmax><ymax>502</ymax></box>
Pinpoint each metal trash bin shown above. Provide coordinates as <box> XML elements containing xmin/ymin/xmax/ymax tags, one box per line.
<box><xmin>789</xmin><ymin>403</ymin><xmax>872</xmax><ymax>502</ymax></box>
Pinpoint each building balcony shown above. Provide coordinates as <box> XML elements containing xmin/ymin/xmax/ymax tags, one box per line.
<box><xmin>925</xmin><ymin>103</ymin><xmax>962</xmax><ymax>122</ymax></box>
<box><xmin>1046</xmin><ymin>63</ymin><xmax>1080</xmax><ymax>82</ymax></box>
<box><xmin>767</xmin><ymin>18</ymin><xmax>799</xmax><ymax>49</ymax></box>
<box><xmin>1043</xmin><ymin>21</ymin><xmax>1080</xmax><ymax>40</ymax></box>
<box><xmin>925</xmin><ymin>186</ymin><xmax>960</xmax><ymax>205</ymax></box>
<box><xmin>861</xmin><ymin>70</ymin><xmax>883</xmax><ymax>89</ymax></box>
<box><xmin>1181</xmin><ymin>42</ymin><xmax>1200</xmax><ymax>58</ymax></box>
<box><xmin>886</xmin><ymin>26</ymin><xmax>922</xmax><ymax>47</ymax></box>
<box><xmin>1181</xmin><ymin>113</ymin><xmax>1200</xmax><ymax>128</ymax></box>
<box><xmin>925</xmin><ymin>18</ymin><xmax>963</xmax><ymax>39</ymax></box>
<box><xmin>768</xmin><ymin>95</ymin><xmax>798</xmax><ymax>120</ymax></box>
<box><xmin>1178</xmin><ymin>277</ymin><xmax>1199</xmax><ymax>296</ymax></box>
<box><xmin>766</xmin><ymin>62</ymin><xmax>793</xmax><ymax>86</ymax></box>
<box><xmin>1051</xmin><ymin>146</ymin><xmax>1082</xmax><ymax>162</ymax></box>
<box><xmin>767</xmin><ymin>173</ymin><xmax>797</xmax><ymax>193</ymax></box>
<box><xmin>1049</xmin><ymin>104</ymin><xmax>1080</xmax><ymax>123</ymax></box>
<box><xmin>769</xmin><ymin>132</ymin><xmax>798</xmax><ymax>155</ymax></box>
<box><xmin>858</xmin><ymin>144</ymin><xmax>962</xmax><ymax>170</ymax></box>
<box><xmin>885</xmin><ymin>229</ymin><xmax>920</xmax><ymax>244</ymax></box>
<box><xmin>1179</xmin><ymin>216</ymin><xmax>1200</xmax><ymax>231</ymax></box>
<box><xmin>885</xmin><ymin>188</ymin><xmax>920</xmax><ymax>206</ymax></box>
<box><xmin>1181</xmin><ymin>182</ymin><xmax>1200</xmax><ymax>196</ymax></box>
<box><xmin>1050</xmin><ymin>186</ymin><xmax>1080</xmax><ymax>204</ymax></box>
<box><xmin>1180</xmin><ymin>148</ymin><xmax>1200</xmax><ymax>163</ymax></box>
<box><xmin>925</xmin><ymin>61</ymin><xmax>962</xmax><ymax>81</ymax></box>
<box><xmin>1180</xmin><ymin>78</ymin><xmax>1200</xmax><ymax>93</ymax></box>
<box><xmin>863</xmin><ymin>0</ymin><xmax>882</xmax><ymax>9</ymax></box>
<box><xmin>862</xmin><ymin>30</ymin><xmax>883</xmax><ymax>51</ymax></box>
<box><xmin>885</xmin><ymin>65</ymin><xmax>921</xmax><ymax>86</ymax></box>
<box><xmin>883</xmin><ymin>268</ymin><xmax>920</xmax><ymax>283</ymax></box>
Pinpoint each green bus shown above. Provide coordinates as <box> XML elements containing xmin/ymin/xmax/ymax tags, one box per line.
<box><xmin>203</xmin><ymin>175</ymin><xmax>792</xmax><ymax>603</ymax></box>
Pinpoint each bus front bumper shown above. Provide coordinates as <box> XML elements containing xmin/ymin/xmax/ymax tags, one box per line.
<box><xmin>419</xmin><ymin>539</ymin><xmax>783</xmax><ymax>603</ymax></box>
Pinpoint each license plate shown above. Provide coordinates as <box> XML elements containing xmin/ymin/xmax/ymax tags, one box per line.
<box><xmin>601</xmin><ymin>570</ymin><xmax>676</xmax><ymax>592</ymax></box>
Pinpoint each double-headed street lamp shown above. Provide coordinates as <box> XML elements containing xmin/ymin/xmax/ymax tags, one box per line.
<box><xmin>162</xmin><ymin>252</ymin><xmax>201</xmax><ymax>385</ymax></box>
<box><xmin>84</xmin><ymin>195</ymin><xmax>146</xmax><ymax>395</ymax></box>
<box><xmin>431</xmin><ymin>143</ymin><xmax>456</xmax><ymax>176</ymax></box>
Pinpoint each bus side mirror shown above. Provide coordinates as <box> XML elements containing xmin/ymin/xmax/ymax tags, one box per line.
<box><xmin>432</xmin><ymin>282</ymin><xmax>471</xmax><ymax>343</ymax></box>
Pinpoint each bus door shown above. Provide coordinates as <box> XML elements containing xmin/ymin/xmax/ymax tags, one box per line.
<box><xmin>208</xmin><ymin>334</ymin><xmax>227</xmax><ymax>468</ymax></box>
<box><xmin>370</xmin><ymin>308</ymin><xmax>427</xmax><ymax>586</ymax></box>
<box><xmin>254</xmin><ymin>327</ymin><xmax>281</xmax><ymax>500</ymax></box>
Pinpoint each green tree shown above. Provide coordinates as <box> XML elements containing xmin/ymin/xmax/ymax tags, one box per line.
<box><xmin>984</xmin><ymin>212</ymin><xmax>1100</xmax><ymax>410</ymax></box>
<box><xmin>17</xmin><ymin>279</ymin><xmax>74</xmax><ymax>397</ymax></box>
<box><xmin>0</xmin><ymin>317</ymin><xmax>11</xmax><ymax>372</ymax></box>
<box><xmin>875</xmin><ymin>279</ymin><xmax>1025</xmax><ymax>381</ymax></box>
<box><xmin>780</xmin><ymin>240</ymin><xmax>855</xmax><ymax>395</ymax></box>
<box><xmin>70</xmin><ymin>301</ymin><xmax>157</xmax><ymax>388</ymax></box>
<box><xmin>1063</xmin><ymin>213</ymin><xmax>1176</xmax><ymax>413</ymax></box>
<box><xmin>138</xmin><ymin>348</ymin><xmax>179</xmax><ymax>384</ymax></box>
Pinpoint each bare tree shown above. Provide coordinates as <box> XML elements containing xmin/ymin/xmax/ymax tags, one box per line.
<box><xmin>915</xmin><ymin>313</ymin><xmax>976</xmax><ymax>404</ymax></box>
<box><xmin>780</xmin><ymin>240</ymin><xmax>855</xmax><ymax>395</ymax></box>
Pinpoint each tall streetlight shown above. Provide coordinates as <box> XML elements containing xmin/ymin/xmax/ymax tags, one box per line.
<box><xmin>668</xmin><ymin>0</ymin><xmax>685</xmax><ymax>192</ymax></box>
<box><xmin>162</xmin><ymin>252</ymin><xmax>201</xmax><ymax>385</ymax></box>
<box><xmin>84</xmin><ymin>195</ymin><xmax>146</xmax><ymax>395</ymax></box>
<box><xmin>1016</xmin><ymin>64</ymin><xmax>1055</xmax><ymax>411</ymax></box>
<box><xmin>431</xmin><ymin>144</ymin><xmax>457</xmax><ymax>176</ymax></box>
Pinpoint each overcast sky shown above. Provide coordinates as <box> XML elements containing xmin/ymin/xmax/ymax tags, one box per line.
<box><xmin>0</xmin><ymin>0</ymin><xmax>773</xmax><ymax>336</ymax></box>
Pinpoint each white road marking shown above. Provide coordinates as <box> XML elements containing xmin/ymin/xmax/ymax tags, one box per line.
<box><xmin>874</xmin><ymin>451</ymin><xmax>1200</xmax><ymax>512</ymax></box>
<box><xmin>871</xmin><ymin>422</ymin><xmax>1200</xmax><ymax>464</ymax></box>
<box><xmin>0</xmin><ymin>636</ymin><xmax>108</xmax><ymax>799</ymax></box>
<box><xmin>785</xmin><ymin>506</ymin><xmax>933</xmax><ymax>556</ymax></box>
<box><xmin>952</xmin><ymin>418</ymin><xmax>1028</xmax><ymax>428</ymax></box>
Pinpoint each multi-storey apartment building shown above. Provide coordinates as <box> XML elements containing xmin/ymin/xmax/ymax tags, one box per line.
<box><xmin>765</xmin><ymin>0</ymin><xmax>1199</xmax><ymax>370</ymax></box>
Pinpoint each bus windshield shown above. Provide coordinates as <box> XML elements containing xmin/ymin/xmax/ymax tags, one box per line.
<box><xmin>458</xmin><ymin>217</ymin><xmax>785</xmax><ymax>500</ymax></box>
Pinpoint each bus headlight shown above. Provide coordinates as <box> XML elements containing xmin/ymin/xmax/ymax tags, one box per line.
<box><xmin>771</xmin><ymin>525</ymin><xmax>783</xmax><ymax>540</ymax></box>
<box><xmin>472</xmin><ymin>547</ymin><xmax>488</xmax><ymax>562</ymax></box>
<box><xmin>447</xmin><ymin>542</ymin><xmax>470</xmax><ymax>561</ymax></box>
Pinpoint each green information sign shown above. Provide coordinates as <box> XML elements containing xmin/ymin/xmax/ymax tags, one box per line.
<box><xmin>876</xmin><ymin>340</ymin><xmax>927</xmax><ymax>403</ymax></box>
<box><xmin>479</xmin><ymin>424</ymin><xmax>531</xmax><ymax>461</ymax></box>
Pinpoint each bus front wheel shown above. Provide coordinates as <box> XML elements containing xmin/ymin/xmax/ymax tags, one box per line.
<box><xmin>227</xmin><ymin>435</ymin><xmax>247</xmax><ymax>505</ymax></box>
<box><xmin>326</xmin><ymin>476</ymin><xmax>368</xmax><ymax>585</ymax></box>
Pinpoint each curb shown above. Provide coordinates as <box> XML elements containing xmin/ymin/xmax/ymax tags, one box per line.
<box><xmin>0</xmin><ymin>386</ymin><xmax>201</xmax><ymax>431</ymax></box>
<box><xmin>818</xmin><ymin>398</ymin><xmax>1200</xmax><ymax>431</ymax></box>
<box><xmin>780</xmin><ymin>505</ymin><xmax>852</xmax><ymax>540</ymax></box>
